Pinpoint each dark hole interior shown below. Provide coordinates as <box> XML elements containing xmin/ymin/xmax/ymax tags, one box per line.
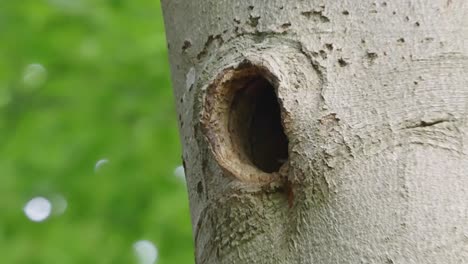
<box><xmin>229</xmin><ymin>75</ymin><xmax>289</xmax><ymax>173</ymax></box>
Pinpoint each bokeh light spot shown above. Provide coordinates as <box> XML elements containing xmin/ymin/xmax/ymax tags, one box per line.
<box><xmin>22</xmin><ymin>63</ymin><xmax>47</xmax><ymax>90</ymax></box>
<box><xmin>51</xmin><ymin>194</ymin><xmax>68</xmax><ymax>216</ymax></box>
<box><xmin>133</xmin><ymin>240</ymin><xmax>158</xmax><ymax>264</ymax></box>
<box><xmin>23</xmin><ymin>197</ymin><xmax>52</xmax><ymax>222</ymax></box>
<box><xmin>173</xmin><ymin>165</ymin><xmax>185</xmax><ymax>181</ymax></box>
<box><xmin>94</xmin><ymin>158</ymin><xmax>109</xmax><ymax>173</ymax></box>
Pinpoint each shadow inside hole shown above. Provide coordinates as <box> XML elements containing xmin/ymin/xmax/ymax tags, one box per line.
<box><xmin>229</xmin><ymin>75</ymin><xmax>288</xmax><ymax>173</ymax></box>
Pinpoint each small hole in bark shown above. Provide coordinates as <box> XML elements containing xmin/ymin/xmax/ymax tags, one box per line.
<box><xmin>338</xmin><ymin>58</ymin><xmax>348</xmax><ymax>67</ymax></box>
<box><xmin>197</xmin><ymin>181</ymin><xmax>203</xmax><ymax>194</ymax></box>
<box><xmin>229</xmin><ymin>74</ymin><xmax>288</xmax><ymax>173</ymax></box>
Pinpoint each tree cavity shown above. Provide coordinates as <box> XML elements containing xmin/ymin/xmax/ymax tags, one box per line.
<box><xmin>229</xmin><ymin>73</ymin><xmax>288</xmax><ymax>173</ymax></box>
<box><xmin>202</xmin><ymin>62</ymin><xmax>289</xmax><ymax>182</ymax></box>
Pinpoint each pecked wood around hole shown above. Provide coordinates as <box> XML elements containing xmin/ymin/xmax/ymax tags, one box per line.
<box><xmin>201</xmin><ymin>60</ymin><xmax>289</xmax><ymax>183</ymax></box>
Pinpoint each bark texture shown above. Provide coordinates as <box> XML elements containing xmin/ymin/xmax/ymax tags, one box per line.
<box><xmin>161</xmin><ymin>1</ymin><xmax>468</xmax><ymax>263</ymax></box>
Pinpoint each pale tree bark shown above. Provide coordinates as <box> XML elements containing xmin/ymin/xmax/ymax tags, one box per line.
<box><xmin>161</xmin><ymin>0</ymin><xmax>468</xmax><ymax>263</ymax></box>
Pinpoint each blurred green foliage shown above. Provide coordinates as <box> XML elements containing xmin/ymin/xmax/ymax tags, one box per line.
<box><xmin>0</xmin><ymin>0</ymin><xmax>194</xmax><ymax>263</ymax></box>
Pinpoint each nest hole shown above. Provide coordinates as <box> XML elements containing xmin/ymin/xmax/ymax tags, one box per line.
<box><xmin>228</xmin><ymin>73</ymin><xmax>288</xmax><ymax>173</ymax></box>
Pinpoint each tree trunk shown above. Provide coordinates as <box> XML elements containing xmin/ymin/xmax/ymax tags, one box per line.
<box><xmin>161</xmin><ymin>1</ymin><xmax>468</xmax><ymax>263</ymax></box>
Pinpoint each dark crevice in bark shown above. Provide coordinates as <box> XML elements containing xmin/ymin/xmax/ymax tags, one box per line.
<box><xmin>229</xmin><ymin>75</ymin><xmax>288</xmax><ymax>173</ymax></box>
<box><xmin>403</xmin><ymin>119</ymin><xmax>452</xmax><ymax>129</ymax></box>
<box><xmin>300</xmin><ymin>10</ymin><xmax>330</xmax><ymax>23</ymax></box>
<box><xmin>197</xmin><ymin>34</ymin><xmax>223</xmax><ymax>60</ymax></box>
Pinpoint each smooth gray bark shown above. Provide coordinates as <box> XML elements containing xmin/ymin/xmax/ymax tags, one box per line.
<box><xmin>161</xmin><ymin>1</ymin><xmax>468</xmax><ymax>263</ymax></box>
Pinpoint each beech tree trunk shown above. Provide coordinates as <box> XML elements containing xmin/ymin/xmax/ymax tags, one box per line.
<box><xmin>161</xmin><ymin>1</ymin><xmax>468</xmax><ymax>263</ymax></box>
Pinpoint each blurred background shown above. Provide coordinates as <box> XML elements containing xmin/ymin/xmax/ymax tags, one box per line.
<box><xmin>0</xmin><ymin>0</ymin><xmax>194</xmax><ymax>263</ymax></box>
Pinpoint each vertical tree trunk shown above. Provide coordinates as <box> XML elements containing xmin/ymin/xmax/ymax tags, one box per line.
<box><xmin>161</xmin><ymin>1</ymin><xmax>468</xmax><ymax>263</ymax></box>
